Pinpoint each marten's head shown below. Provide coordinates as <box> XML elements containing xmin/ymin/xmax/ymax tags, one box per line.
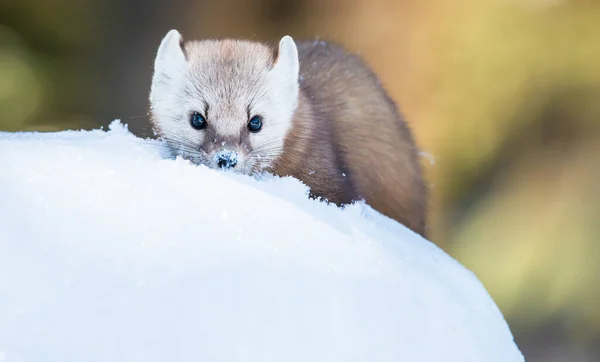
<box><xmin>149</xmin><ymin>29</ymin><xmax>299</xmax><ymax>174</ymax></box>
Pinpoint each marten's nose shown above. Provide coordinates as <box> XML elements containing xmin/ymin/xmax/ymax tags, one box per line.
<box><xmin>216</xmin><ymin>150</ymin><xmax>238</xmax><ymax>169</ymax></box>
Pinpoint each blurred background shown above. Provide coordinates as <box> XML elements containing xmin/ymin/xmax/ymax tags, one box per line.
<box><xmin>1</xmin><ymin>0</ymin><xmax>599</xmax><ymax>360</ymax></box>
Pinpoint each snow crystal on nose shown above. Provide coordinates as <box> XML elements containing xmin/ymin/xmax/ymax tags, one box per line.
<box><xmin>215</xmin><ymin>149</ymin><xmax>238</xmax><ymax>168</ymax></box>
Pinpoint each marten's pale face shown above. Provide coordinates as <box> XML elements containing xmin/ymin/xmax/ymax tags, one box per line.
<box><xmin>149</xmin><ymin>30</ymin><xmax>300</xmax><ymax>174</ymax></box>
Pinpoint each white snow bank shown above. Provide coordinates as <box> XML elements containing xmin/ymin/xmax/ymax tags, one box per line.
<box><xmin>0</xmin><ymin>120</ymin><xmax>524</xmax><ymax>362</ymax></box>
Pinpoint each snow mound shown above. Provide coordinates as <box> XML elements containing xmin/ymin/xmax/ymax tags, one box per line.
<box><xmin>0</xmin><ymin>120</ymin><xmax>524</xmax><ymax>362</ymax></box>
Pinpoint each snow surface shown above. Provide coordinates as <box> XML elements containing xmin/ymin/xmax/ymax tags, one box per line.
<box><xmin>0</xmin><ymin>120</ymin><xmax>524</xmax><ymax>362</ymax></box>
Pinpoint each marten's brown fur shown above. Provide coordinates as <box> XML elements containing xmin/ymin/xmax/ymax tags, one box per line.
<box><xmin>271</xmin><ymin>41</ymin><xmax>428</xmax><ymax>236</ymax></box>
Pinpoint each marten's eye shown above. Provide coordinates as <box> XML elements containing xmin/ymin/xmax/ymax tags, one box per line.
<box><xmin>248</xmin><ymin>116</ymin><xmax>262</xmax><ymax>133</ymax></box>
<box><xmin>190</xmin><ymin>112</ymin><xmax>207</xmax><ymax>130</ymax></box>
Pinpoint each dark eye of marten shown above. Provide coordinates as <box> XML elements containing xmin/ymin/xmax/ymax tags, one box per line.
<box><xmin>190</xmin><ymin>112</ymin><xmax>207</xmax><ymax>130</ymax></box>
<box><xmin>248</xmin><ymin>116</ymin><xmax>262</xmax><ymax>133</ymax></box>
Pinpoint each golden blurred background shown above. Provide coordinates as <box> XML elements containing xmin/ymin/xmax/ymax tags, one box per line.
<box><xmin>1</xmin><ymin>0</ymin><xmax>599</xmax><ymax>360</ymax></box>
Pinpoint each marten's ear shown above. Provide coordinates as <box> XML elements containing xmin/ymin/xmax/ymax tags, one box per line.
<box><xmin>271</xmin><ymin>35</ymin><xmax>299</xmax><ymax>105</ymax></box>
<box><xmin>150</xmin><ymin>29</ymin><xmax>187</xmax><ymax>103</ymax></box>
<box><xmin>273</xmin><ymin>35</ymin><xmax>299</xmax><ymax>74</ymax></box>
<box><xmin>154</xmin><ymin>29</ymin><xmax>186</xmax><ymax>73</ymax></box>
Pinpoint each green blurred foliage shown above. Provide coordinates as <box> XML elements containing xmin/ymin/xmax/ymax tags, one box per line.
<box><xmin>1</xmin><ymin>0</ymin><xmax>599</xmax><ymax>360</ymax></box>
